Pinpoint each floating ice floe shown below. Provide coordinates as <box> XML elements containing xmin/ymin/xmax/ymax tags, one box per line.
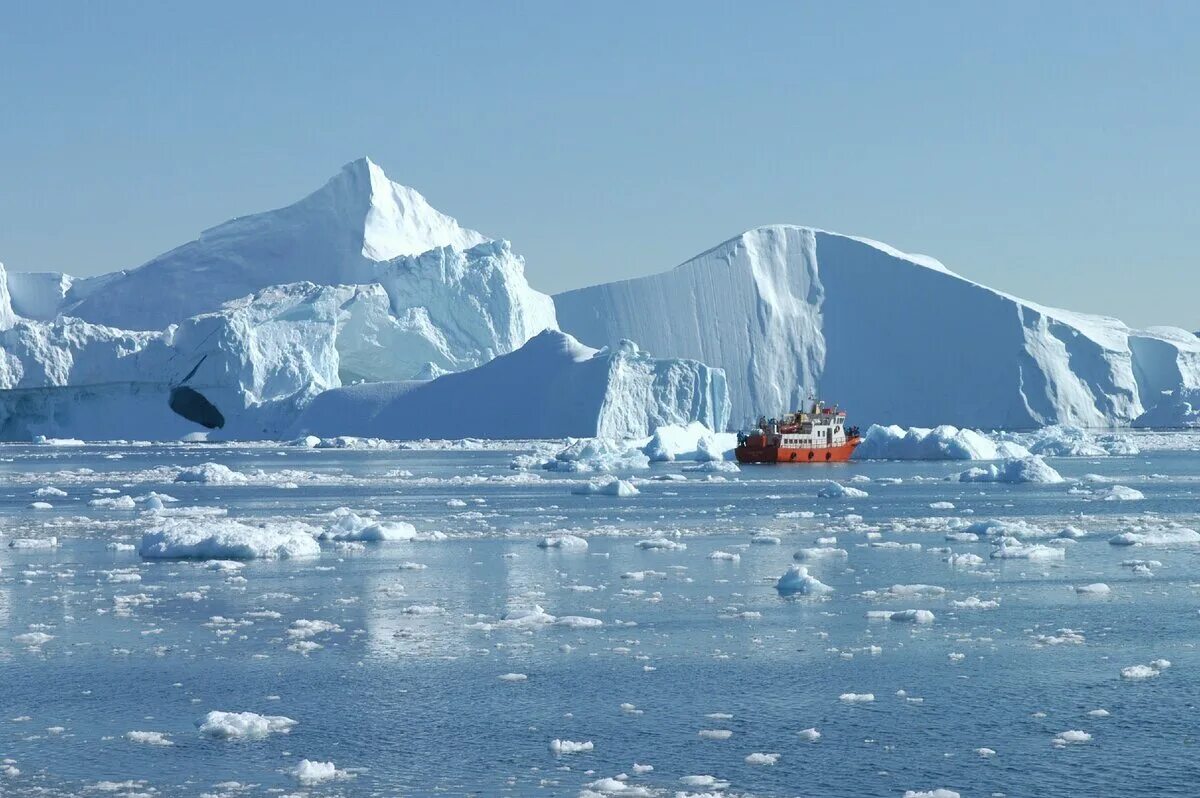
<box><xmin>955</xmin><ymin>456</ymin><xmax>1064</xmax><ymax>484</ymax></box>
<box><xmin>854</xmin><ymin>424</ymin><xmax>1029</xmax><ymax>461</ymax></box>
<box><xmin>744</xmin><ymin>752</ymin><xmax>779</xmax><ymax>765</ymax></box>
<box><xmin>572</xmin><ymin>478</ymin><xmax>639</xmax><ymax>497</ymax></box>
<box><xmin>903</xmin><ymin>790</ymin><xmax>961</xmax><ymax>798</ymax></box>
<box><xmin>816</xmin><ymin>481</ymin><xmax>868</xmax><ymax>499</ymax></box>
<box><xmin>950</xmin><ymin>596</ymin><xmax>999</xmax><ymax>609</ymax></box>
<box><xmin>797</xmin><ymin>727</ymin><xmax>821</xmax><ymax>741</ymax></box>
<box><xmin>839</xmin><ymin>693</ymin><xmax>874</xmax><ymax>703</ymax></box>
<box><xmin>707</xmin><ymin>550</ymin><xmax>740</xmax><ymax>562</ymax></box>
<box><xmin>538</xmin><ymin>534</ymin><xmax>588</xmax><ymax>551</ymax></box>
<box><xmin>7</xmin><ymin>537</ymin><xmax>59</xmax><ymax>549</ymax></box>
<box><xmin>698</xmin><ymin>729</ymin><xmax>732</xmax><ymax>740</ymax></box>
<box><xmin>1099</xmin><ymin>485</ymin><xmax>1145</xmax><ymax>501</ymax></box>
<box><xmin>1121</xmin><ymin>660</ymin><xmax>1170</xmax><ymax>680</ymax></box>
<box><xmin>794</xmin><ymin>547</ymin><xmax>848</xmax><ymax>561</ymax></box>
<box><xmin>124</xmin><ymin>731</ymin><xmax>172</xmax><ymax>746</ymax></box>
<box><xmin>550</xmin><ymin>739</ymin><xmax>593</xmax><ymax>754</ymax></box>
<box><xmin>990</xmin><ymin>540</ymin><xmax>1065</xmax><ymax>560</ymax></box>
<box><xmin>292</xmin><ymin>759</ymin><xmax>348</xmax><ymax>784</ymax></box>
<box><xmin>1052</xmin><ymin>729</ymin><xmax>1092</xmax><ymax>747</ymax></box>
<box><xmin>174</xmin><ymin>463</ymin><xmax>250</xmax><ymax>484</ymax></box>
<box><xmin>946</xmin><ymin>553</ymin><xmax>985</xmax><ymax>568</ymax></box>
<box><xmin>545</xmin><ymin>438</ymin><xmax>650</xmax><ymax>473</ymax></box>
<box><xmin>775</xmin><ymin>565</ymin><xmax>833</xmax><ymax>595</ymax></box>
<box><xmin>139</xmin><ymin>519</ymin><xmax>321</xmax><ymax>560</ymax></box>
<box><xmin>866</xmin><ymin>609</ymin><xmax>935</xmax><ymax>624</ymax></box>
<box><xmin>636</xmin><ymin>538</ymin><xmax>685</xmax><ymax>551</ymax></box>
<box><xmin>319</xmin><ymin>508</ymin><xmax>417</xmax><ymax>542</ymax></box>
<box><xmin>642</xmin><ymin>422</ymin><xmax>736</xmax><ymax>462</ymax></box>
<box><xmin>1075</xmin><ymin>583</ymin><xmax>1111</xmax><ymax>595</ymax></box>
<box><xmin>197</xmin><ymin>711</ymin><xmax>297</xmax><ymax>739</ymax></box>
<box><xmin>1108</xmin><ymin>527</ymin><xmax>1200</xmax><ymax>547</ymax></box>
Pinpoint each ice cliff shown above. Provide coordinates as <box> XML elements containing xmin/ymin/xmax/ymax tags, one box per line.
<box><xmin>290</xmin><ymin>330</ymin><xmax>728</xmax><ymax>439</ymax></box>
<box><xmin>555</xmin><ymin>226</ymin><xmax>1200</xmax><ymax>428</ymax></box>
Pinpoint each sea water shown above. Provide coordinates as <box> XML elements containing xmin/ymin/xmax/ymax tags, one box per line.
<box><xmin>2</xmin><ymin>438</ymin><xmax>1199</xmax><ymax>797</ymax></box>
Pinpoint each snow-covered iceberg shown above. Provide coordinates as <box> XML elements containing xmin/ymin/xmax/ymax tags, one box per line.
<box><xmin>290</xmin><ymin>330</ymin><xmax>728</xmax><ymax>440</ymax></box>
<box><xmin>555</xmin><ymin>225</ymin><xmax>1200</xmax><ymax>428</ymax></box>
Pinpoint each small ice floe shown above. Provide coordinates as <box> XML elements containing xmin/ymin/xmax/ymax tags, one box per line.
<box><xmin>682</xmin><ymin>460</ymin><xmax>741</xmax><ymax>474</ymax></box>
<box><xmin>903</xmin><ymin>790</ymin><xmax>960</xmax><ymax>798</ymax></box>
<box><xmin>140</xmin><ymin>519</ymin><xmax>320</xmax><ymax>560</ymax></box>
<box><xmin>1109</xmin><ymin>527</ymin><xmax>1200</xmax><ymax>547</ymax></box>
<box><xmin>106</xmin><ymin>542</ymin><xmax>136</xmax><ymax>552</ymax></box>
<box><xmin>446</xmin><ymin>498</ymin><xmax>467</xmax><ymax>508</ymax></box>
<box><xmin>945</xmin><ymin>532</ymin><xmax>978</xmax><ymax>542</ymax></box>
<box><xmin>817</xmin><ymin>481</ymin><xmax>868</xmax><ymax>499</ymax></box>
<box><xmin>1033</xmin><ymin>629</ymin><xmax>1086</xmax><ymax>646</ymax></box>
<box><xmin>750</xmin><ymin>534</ymin><xmax>781</xmax><ymax>545</ymax></box>
<box><xmin>680</xmin><ymin>775</ymin><xmax>730</xmax><ymax>790</ymax></box>
<box><xmin>174</xmin><ymin>463</ymin><xmax>249</xmax><ymax>484</ymax></box>
<box><xmin>955</xmin><ymin>456</ymin><xmax>1064</xmax><ymax>484</ymax></box>
<box><xmin>866</xmin><ymin>609</ymin><xmax>935</xmax><ymax>624</ymax></box>
<box><xmin>292</xmin><ymin>759</ymin><xmax>348</xmax><ymax>784</ymax></box>
<box><xmin>498</xmin><ymin>673</ymin><xmax>528</xmax><ymax>682</ymax></box>
<box><xmin>197</xmin><ymin>711</ymin><xmax>297</xmax><ymax>739</ymax></box>
<box><xmin>946</xmin><ymin>553</ymin><xmax>985</xmax><ymax>568</ymax></box>
<box><xmin>632</xmin><ymin>763</ymin><xmax>653</xmax><ymax>773</ymax></box>
<box><xmin>929</xmin><ymin>501</ymin><xmax>956</xmax><ymax>510</ymax></box>
<box><xmin>550</xmin><ymin>739</ymin><xmax>593</xmax><ymax>754</ymax></box>
<box><xmin>775</xmin><ymin>565</ymin><xmax>833</xmax><ymax>596</ymax></box>
<box><xmin>950</xmin><ymin>596</ymin><xmax>999</xmax><ymax>610</ymax></box>
<box><xmin>28</xmin><ymin>501</ymin><xmax>53</xmax><ymax>510</ymax></box>
<box><xmin>572</xmin><ymin>478</ymin><xmax>639</xmax><ymax>497</ymax></box>
<box><xmin>797</xmin><ymin>727</ymin><xmax>821</xmax><ymax>741</ymax></box>
<box><xmin>124</xmin><ymin>731</ymin><xmax>172</xmax><ymax>746</ymax></box>
<box><xmin>990</xmin><ymin>540</ymin><xmax>1064</xmax><ymax>560</ymax></box>
<box><xmin>1051</xmin><ymin>729</ymin><xmax>1091</xmax><ymax>747</ymax></box>
<box><xmin>744</xmin><ymin>752</ymin><xmax>779</xmax><ymax>765</ymax></box>
<box><xmin>698</xmin><ymin>729</ymin><xmax>733</xmax><ymax>740</ymax></box>
<box><xmin>13</xmin><ymin>632</ymin><xmax>54</xmax><ymax>648</ymax></box>
<box><xmin>320</xmin><ymin>508</ymin><xmax>416</xmax><ymax>542</ymax></box>
<box><xmin>556</xmin><ymin>616</ymin><xmax>604</xmax><ymax>629</ymax></box>
<box><xmin>403</xmin><ymin>605</ymin><xmax>446</xmax><ymax>616</ymax></box>
<box><xmin>1121</xmin><ymin>660</ymin><xmax>1170</xmax><ymax>680</ymax></box>
<box><xmin>1075</xmin><ymin>583</ymin><xmax>1111</xmax><ymax>595</ymax></box>
<box><xmin>839</xmin><ymin>693</ymin><xmax>875</xmax><ymax>703</ymax></box>
<box><xmin>546</xmin><ymin>438</ymin><xmax>649</xmax><ymax>473</ymax></box>
<box><xmin>88</xmin><ymin>496</ymin><xmax>137</xmax><ymax>510</ymax></box>
<box><xmin>1099</xmin><ymin>485</ymin><xmax>1145</xmax><ymax>501</ymax></box>
<box><xmin>8</xmin><ymin>537</ymin><xmax>58</xmax><ymax>549</ymax></box>
<box><xmin>794</xmin><ymin>547</ymin><xmax>848</xmax><ymax>561</ymax></box>
<box><xmin>398</xmin><ymin>561</ymin><xmax>427</xmax><ymax>570</ymax></box>
<box><xmin>287</xmin><ymin>619</ymin><xmax>342</xmax><ymax>639</ymax></box>
<box><xmin>33</xmin><ymin>486</ymin><xmax>67</xmax><ymax>498</ymax></box>
<box><xmin>975</xmin><ymin>747</ymin><xmax>996</xmax><ymax>757</ymax></box>
<box><xmin>1088</xmin><ymin>709</ymin><xmax>1111</xmax><ymax>718</ymax></box>
<box><xmin>636</xmin><ymin>538</ymin><xmax>685</xmax><ymax>551</ymax></box>
<box><xmin>538</xmin><ymin>534</ymin><xmax>588</xmax><ymax>551</ymax></box>
<box><xmin>861</xmin><ymin>584</ymin><xmax>945</xmax><ymax>599</ymax></box>
<box><xmin>707</xmin><ymin>550</ymin><xmax>740</xmax><ymax>562</ymax></box>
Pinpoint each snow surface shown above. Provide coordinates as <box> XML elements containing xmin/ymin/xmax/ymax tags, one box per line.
<box><xmin>554</xmin><ymin>225</ymin><xmax>1200</xmax><ymax>428</ymax></box>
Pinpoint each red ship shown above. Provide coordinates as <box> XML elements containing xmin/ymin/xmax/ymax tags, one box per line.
<box><xmin>735</xmin><ymin>399</ymin><xmax>861</xmax><ymax>464</ymax></box>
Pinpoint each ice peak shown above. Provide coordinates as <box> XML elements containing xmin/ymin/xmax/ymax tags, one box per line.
<box><xmin>322</xmin><ymin>156</ymin><xmax>489</xmax><ymax>261</ymax></box>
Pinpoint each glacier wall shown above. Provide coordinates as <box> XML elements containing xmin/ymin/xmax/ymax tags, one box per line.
<box><xmin>555</xmin><ymin>225</ymin><xmax>1200</xmax><ymax>429</ymax></box>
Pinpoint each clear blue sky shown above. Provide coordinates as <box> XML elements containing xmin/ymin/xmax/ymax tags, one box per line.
<box><xmin>1</xmin><ymin>1</ymin><xmax>1196</xmax><ymax>329</ymax></box>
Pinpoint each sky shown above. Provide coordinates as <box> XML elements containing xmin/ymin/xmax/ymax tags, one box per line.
<box><xmin>0</xmin><ymin>2</ymin><xmax>1196</xmax><ymax>329</ymax></box>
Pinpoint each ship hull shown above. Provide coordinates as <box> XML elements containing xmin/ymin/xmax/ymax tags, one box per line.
<box><xmin>735</xmin><ymin>438</ymin><xmax>861</xmax><ymax>464</ymax></box>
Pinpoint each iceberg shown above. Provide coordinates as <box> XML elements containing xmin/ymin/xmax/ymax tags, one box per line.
<box><xmin>139</xmin><ymin>519</ymin><xmax>321</xmax><ymax>560</ymax></box>
<box><xmin>290</xmin><ymin>331</ymin><xmax>728</xmax><ymax>440</ymax></box>
<box><xmin>555</xmin><ymin>225</ymin><xmax>1200</xmax><ymax>428</ymax></box>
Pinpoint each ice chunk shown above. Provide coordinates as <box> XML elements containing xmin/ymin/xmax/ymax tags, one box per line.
<box><xmin>1108</xmin><ymin>527</ymin><xmax>1200</xmax><ymax>547</ymax></box>
<box><xmin>816</xmin><ymin>481</ymin><xmax>868</xmax><ymax>499</ymax></box>
<box><xmin>776</xmin><ymin>565</ymin><xmax>833</xmax><ymax>595</ymax></box>
<box><xmin>291</xmin><ymin>759</ymin><xmax>346</xmax><ymax>784</ymax></box>
<box><xmin>550</xmin><ymin>739</ymin><xmax>593</xmax><ymax>754</ymax></box>
<box><xmin>955</xmin><ymin>456</ymin><xmax>1064</xmax><ymax>484</ymax></box>
<box><xmin>139</xmin><ymin>519</ymin><xmax>320</xmax><ymax>560</ymax></box>
<box><xmin>642</xmin><ymin>421</ymin><xmax>736</xmax><ymax>462</ymax></box>
<box><xmin>854</xmin><ymin>424</ymin><xmax>1029</xmax><ymax>461</ymax></box>
<box><xmin>572</xmin><ymin>478</ymin><xmax>639</xmax><ymax>497</ymax></box>
<box><xmin>538</xmin><ymin>534</ymin><xmax>589</xmax><ymax>551</ymax></box>
<box><xmin>197</xmin><ymin>711</ymin><xmax>297</xmax><ymax>739</ymax></box>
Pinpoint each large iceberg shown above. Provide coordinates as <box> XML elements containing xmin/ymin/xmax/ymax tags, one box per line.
<box><xmin>554</xmin><ymin>226</ymin><xmax>1200</xmax><ymax>428</ymax></box>
<box><xmin>28</xmin><ymin>157</ymin><xmax>494</xmax><ymax>330</ymax></box>
<box><xmin>290</xmin><ymin>330</ymin><xmax>728</xmax><ymax>439</ymax></box>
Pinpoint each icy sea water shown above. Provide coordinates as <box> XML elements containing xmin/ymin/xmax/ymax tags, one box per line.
<box><xmin>2</xmin><ymin>439</ymin><xmax>1200</xmax><ymax>798</ymax></box>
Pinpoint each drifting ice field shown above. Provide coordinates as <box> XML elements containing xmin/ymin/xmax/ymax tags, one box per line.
<box><xmin>2</xmin><ymin>436</ymin><xmax>1200</xmax><ymax>798</ymax></box>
